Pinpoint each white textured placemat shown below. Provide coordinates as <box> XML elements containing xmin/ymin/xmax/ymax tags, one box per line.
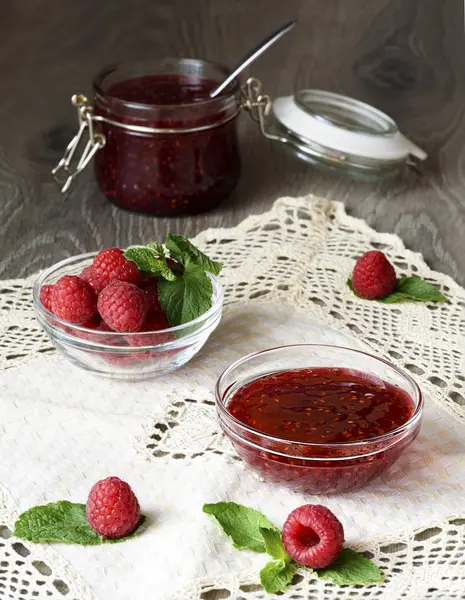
<box><xmin>0</xmin><ymin>196</ymin><xmax>464</xmax><ymax>600</ymax></box>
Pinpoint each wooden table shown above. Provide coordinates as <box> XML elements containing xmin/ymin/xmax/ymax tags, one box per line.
<box><xmin>1</xmin><ymin>0</ymin><xmax>464</xmax><ymax>284</ymax></box>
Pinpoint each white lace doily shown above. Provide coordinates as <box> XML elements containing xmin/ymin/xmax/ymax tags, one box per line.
<box><xmin>0</xmin><ymin>196</ymin><xmax>464</xmax><ymax>600</ymax></box>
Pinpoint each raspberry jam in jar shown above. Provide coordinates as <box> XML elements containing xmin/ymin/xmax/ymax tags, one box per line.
<box><xmin>217</xmin><ymin>345</ymin><xmax>423</xmax><ymax>494</ymax></box>
<box><xmin>92</xmin><ymin>59</ymin><xmax>241</xmax><ymax>216</ymax></box>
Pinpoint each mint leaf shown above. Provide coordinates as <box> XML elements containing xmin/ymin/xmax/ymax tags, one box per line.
<box><xmin>259</xmin><ymin>525</ymin><xmax>290</xmax><ymax>561</ymax></box>
<box><xmin>13</xmin><ymin>501</ymin><xmax>145</xmax><ymax>545</ymax></box>
<box><xmin>392</xmin><ymin>276</ymin><xmax>447</xmax><ymax>302</ymax></box>
<box><xmin>166</xmin><ymin>234</ymin><xmax>223</xmax><ymax>275</ymax></box>
<box><xmin>347</xmin><ymin>276</ymin><xmax>447</xmax><ymax>304</ymax></box>
<box><xmin>158</xmin><ymin>264</ymin><xmax>212</xmax><ymax>326</ymax></box>
<box><xmin>375</xmin><ymin>291</ymin><xmax>412</xmax><ymax>304</ymax></box>
<box><xmin>14</xmin><ymin>502</ymin><xmax>98</xmax><ymax>545</ymax></box>
<box><xmin>203</xmin><ymin>502</ymin><xmax>277</xmax><ymax>553</ymax></box>
<box><xmin>260</xmin><ymin>559</ymin><xmax>296</xmax><ymax>594</ymax></box>
<box><xmin>347</xmin><ymin>278</ymin><xmax>363</xmax><ymax>298</ymax></box>
<box><xmin>124</xmin><ymin>247</ymin><xmax>176</xmax><ymax>282</ymax></box>
<box><xmin>317</xmin><ymin>548</ymin><xmax>383</xmax><ymax>585</ymax></box>
<box><xmin>147</xmin><ymin>242</ymin><xmax>166</xmax><ymax>257</ymax></box>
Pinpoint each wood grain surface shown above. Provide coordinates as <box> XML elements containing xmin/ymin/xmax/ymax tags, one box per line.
<box><xmin>0</xmin><ymin>0</ymin><xmax>464</xmax><ymax>283</ymax></box>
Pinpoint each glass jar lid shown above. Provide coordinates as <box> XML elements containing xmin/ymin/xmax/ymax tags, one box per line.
<box><xmin>271</xmin><ymin>89</ymin><xmax>427</xmax><ymax>175</ymax></box>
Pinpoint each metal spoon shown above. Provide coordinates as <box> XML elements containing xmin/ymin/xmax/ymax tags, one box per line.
<box><xmin>210</xmin><ymin>20</ymin><xmax>296</xmax><ymax>98</ymax></box>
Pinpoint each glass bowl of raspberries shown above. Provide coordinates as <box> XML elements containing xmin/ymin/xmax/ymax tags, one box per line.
<box><xmin>33</xmin><ymin>241</ymin><xmax>224</xmax><ymax>380</ymax></box>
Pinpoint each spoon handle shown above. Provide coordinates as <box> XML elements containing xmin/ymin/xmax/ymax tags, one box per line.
<box><xmin>210</xmin><ymin>20</ymin><xmax>296</xmax><ymax>98</ymax></box>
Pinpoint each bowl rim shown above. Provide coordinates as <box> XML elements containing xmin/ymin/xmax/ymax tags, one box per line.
<box><xmin>33</xmin><ymin>251</ymin><xmax>224</xmax><ymax>344</ymax></box>
<box><xmin>216</xmin><ymin>343</ymin><xmax>423</xmax><ymax>452</ymax></box>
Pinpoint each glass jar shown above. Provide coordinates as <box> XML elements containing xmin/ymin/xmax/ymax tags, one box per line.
<box><xmin>92</xmin><ymin>59</ymin><xmax>241</xmax><ymax>216</ymax></box>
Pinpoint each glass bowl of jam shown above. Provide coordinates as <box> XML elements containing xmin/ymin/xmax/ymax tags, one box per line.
<box><xmin>216</xmin><ymin>344</ymin><xmax>423</xmax><ymax>494</ymax></box>
<box><xmin>90</xmin><ymin>58</ymin><xmax>241</xmax><ymax>216</ymax></box>
<box><xmin>33</xmin><ymin>253</ymin><xmax>223</xmax><ymax>380</ymax></box>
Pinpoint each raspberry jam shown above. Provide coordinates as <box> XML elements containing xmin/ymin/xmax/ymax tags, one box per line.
<box><xmin>228</xmin><ymin>368</ymin><xmax>413</xmax><ymax>443</ymax></box>
<box><xmin>222</xmin><ymin>366</ymin><xmax>421</xmax><ymax>494</ymax></box>
<box><xmin>93</xmin><ymin>59</ymin><xmax>241</xmax><ymax>216</ymax></box>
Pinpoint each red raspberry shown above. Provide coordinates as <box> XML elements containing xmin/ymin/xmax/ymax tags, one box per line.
<box><xmin>51</xmin><ymin>276</ymin><xmax>97</xmax><ymax>324</ymax></box>
<box><xmin>86</xmin><ymin>476</ymin><xmax>140</xmax><ymax>539</ymax></box>
<box><xmin>351</xmin><ymin>251</ymin><xmax>397</xmax><ymax>300</ymax></box>
<box><xmin>126</xmin><ymin>312</ymin><xmax>173</xmax><ymax>347</ymax></box>
<box><xmin>98</xmin><ymin>281</ymin><xmax>147</xmax><ymax>332</ymax></box>
<box><xmin>40</xmin><ymin>284</ymin><xmax>55</xmax><ymax>312</ymax></box>
<box><xmin>80</xmin><ymin>314</ymin><xmax>111</xmax><ymax>331</ymax></box>
<box><xmin>80</xmin><ymin>265</ymin><xmax>108</xmax><ymax>295</ymax></box>
<box><xmin>282</xmin><ymin>504</ymin><xmax>344</xmax><ymax>569</ymax></box>
<box><xmin>143</xmin><ymin>312</ymin><xmax>170</xmax><ymax>331</ymax></box>
<box><xmin>141</xmin><ymin>280</ymin><xmax>165</xmax><ymax>316</ymax></box>
<box><xmin>167</xmin><ymin>257</ymin><xmax>184</xmax><ymax>275</ymax></box>
<box><xmin>73</xmin><ymin>314</ymin><xmax>116</xmax><ymax>343</ymax></box>
<box><xmin>103</xmin><ymin>351</ymin><xmax>151</xmax><ymax>367</ymax></box>
<box><xmin>93</xmin><ymin>248</ymin><xmax>141</xmax><ymax>286</ymax></box>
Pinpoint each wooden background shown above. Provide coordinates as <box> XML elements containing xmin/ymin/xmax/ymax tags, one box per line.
<box><xmin>1</xmin><ymin>0</ymin><xmax>464</xmax><ymax>283</ymax></box>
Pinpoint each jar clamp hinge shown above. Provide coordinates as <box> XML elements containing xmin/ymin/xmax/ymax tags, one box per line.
<box><xmin>52</xmin><ymin>95</ymin><xmax>106</xmax><ymax>193</ymax></box>
<box><xmin>241</xmin><ymin>78</ymin><xmax>289</xmax><ymax>145</ymax></box>
<box><xmin>242</xmin><ymin>78</ymin><xmax>349</xmax><ymax>166</ymax></box>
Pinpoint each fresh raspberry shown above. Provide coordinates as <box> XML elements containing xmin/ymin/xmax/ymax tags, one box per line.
<box><xmin>93</xmin><ymin>248</ymin><xmax>141</xmax><ymax>286</ymax></box>
<box><xmin>72</xmin><ymin>314</ymin><xmax>116</xmax><ymax>343</ymax></box>
<box><xmin>126</xmin><ymin>312</ymin><xmax>172</xmax><ymax>347</ymax></box>
<box><xmin>51</xmin><ymin>276</ymin><xmax>97</xmax><ymax>324</ymax></box>
<box><xmin>97</xmin><ymin>281</ymin><xmax>147</xmax><ymax>332</ymax></box>
<box><xmin>103</xmin><ymin>351</ymin><xmax>151</xmax><ymax>367</ymax></box>
<box><xmin>81</xmin><ymin>314</ymin><xmax>111</xmax><ymax>331</ymax></box>
<box><xmin>80</xmin><ymin>265</ymin><xmax>108</xmax><ymax>295</ymax></box>
<box><xmin>282</xmin><ymin>505</ymin><xmax>344</xmax><ymax>569</ymax></box>
<box><xmin>140</xmin><ymin>280</ymin><xmax>165</xmax><ymax>316</ymax></box>
<box><xmin>351</xmin><ymin>251</ymin><xmax>397</xmax><ymax>300</ymax></box>
<box><xmin>40</xmin><ymin>284</ymin><xmax>55</xmax><ymax>312</ymax></box>
<box><xmin>143</xmin><ymin>312</ymin><xmax>170</xmax><ymax>332</ymax></box>
<box><xmin>167</xmin><ymin>257</ymin><xmax>184</xmax><ymax>275</ymax></box>
<box><xmin>86</xmin><ymin>476</ymin><xmax>140</xmax><ymax>539</ymax></box>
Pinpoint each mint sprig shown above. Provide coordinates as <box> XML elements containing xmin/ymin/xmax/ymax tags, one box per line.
<box><xmin>259</xmin><ymin>523</ymin><xmax>297</xmax><ymax>593</ymax></box>
<box><xmin>260</xmin><ymin>559</ymin><xmax>297</xmax><ymax>594</ymax></box>
<box><xmin>347</xmin><ymin>276</ymin><xmax>447</xmax><ymax>303</ymax></box>
<box><xmin>382</xmin><ymin>276</ymin><xmax>447</xmax><ymax>303</ymax></box>
<box><xmin>318</xmin><ymin>548</ymin><xmax>383</xmax><ymax>585</ymax></box>
<box><xmin>166</xmin><ymin>234</ymin><xmax>223</xmax><ymax>275</ymax></box>
<box><xmin>147</xmin><ymin>242</ymin><xmax>166</xmax><ymax>257</ymax></box>
<box><xmin>259</xmin><ymin>524</ymin><xmax>289</xmax><ymax>560</ymax></box>
<box><xmin>203</xmin><ymin>501</ymin><xmax>383</xmax><ymax>594</ymax></box>
<box><xmin>125</xmin><ymin>247</ymin><xmax>177</xmax><ymax>282</ymax></box>
<box><xmin>13</xmin><ymin>501</ymin><xmax>145</xmax><ymax>545</ymax></box>
<box><xmin>125</xmin><ymin>235</ymin><xmax>222</xmax><ymax>326</ymax></box>
<box><xmin>158</xmin><ymin>265</ymin><xmax>212</xmax><ymax>326</ymax></box>
<box><xmin>202</xmin><ymin>502</ymin><xmax>278</xmax><ymax>553</ymax></box>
